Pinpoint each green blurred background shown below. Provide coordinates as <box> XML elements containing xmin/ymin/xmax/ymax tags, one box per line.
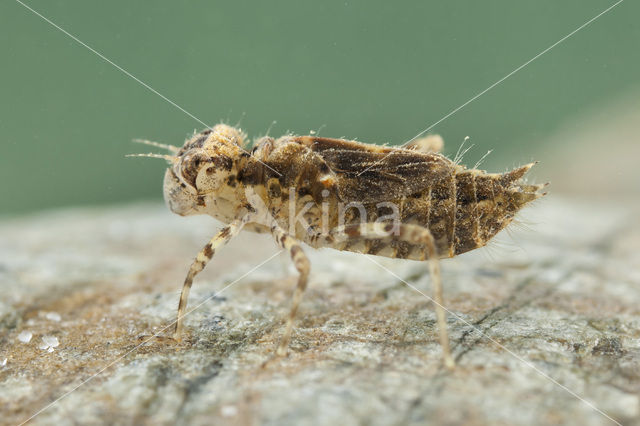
<box><xmin>1</xmin><ymin>0</ymin><xmax>638</xmax><ymax>215</ymax></box>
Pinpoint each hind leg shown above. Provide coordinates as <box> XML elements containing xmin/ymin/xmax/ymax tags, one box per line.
<box><xmin>328</xmin><ymin>223</ymin><xmax>454</xmax><ymax>369</ymax></box>
<box><xmin>405</xmin><ymin>135</ymin><xmax>444</xmax><ymax>153</ymax></box>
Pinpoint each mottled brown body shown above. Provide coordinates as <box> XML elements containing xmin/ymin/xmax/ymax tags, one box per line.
<box><xmin>237</xmin><ymin>134</ymin><xmax>542</xmax><ymax>260</ymax></box>
<box><xmin>136</xmin><ymin>123</ymin><xmax>546</xmax><ymax>369</ymax></box>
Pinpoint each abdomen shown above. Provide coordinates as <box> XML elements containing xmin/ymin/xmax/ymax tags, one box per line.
<box><xmin>313</xmin><ymin>164</ymin><xmax>544</xmax><ymax>261</ymax></box>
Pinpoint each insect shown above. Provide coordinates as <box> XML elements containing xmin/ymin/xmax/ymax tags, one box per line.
<box><xmin>132</xmin><ymin>123</ymin><xmax>547</xmax><ymax>369</ymax></box>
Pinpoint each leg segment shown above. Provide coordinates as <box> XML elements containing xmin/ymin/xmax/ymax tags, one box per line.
<box><xmin>329</xmin><ymin>223</ymin><xmax>455</xmax><ymax>369</ymax></box>
<box><xmin>269</xmin><ymin>224</ymin><xmax>310</xmax><ymax>356</ymax></box>
<box><xmin>173</xmin><ymin>218</ymin><xmax>247</xmax><ymax>340</ymax></box>
<box><xmin>405</xmin><ymin>135</ymin><xmax>444</xmax><ymax>153</ymax></box>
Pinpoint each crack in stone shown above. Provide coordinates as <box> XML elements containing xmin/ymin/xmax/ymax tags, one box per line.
<box><xmin>175</xmin><ymin>361</ymin><xmax>222</xmax><ymax>422</ymax></box>
<box><xmin>452</xmin><ymin>270</ymin><xmax>563</xmax><ymax>363</ymax></box>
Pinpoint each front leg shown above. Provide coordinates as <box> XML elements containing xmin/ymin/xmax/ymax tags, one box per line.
<box><xmin>173</xmin><ymin>217</ymin><xmax>248</xmax><ymax>340</ymax></box>
<box><xmin>268</xmin><ymin>223</ymin><xmax>311</xmax><ymax>357</ymax></box>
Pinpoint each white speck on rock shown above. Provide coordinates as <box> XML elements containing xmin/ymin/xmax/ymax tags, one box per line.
<box><xmin>18</xmin><ymin>331</ymin><xmax>32</xmax><ymax>343</ymax></box>
<box><xmin>45</xmin><ymin>312</ymin><xmax>61</xmax><ymax>322</ymax></box>
<box><xmin>39</xmin><ymin>336</ymin><xmax>60</xmax><ymax>351</ymax></box>
<box><xmin>43</xmin><ymin>335</ymin><xmax>59</xmax><ymax>347</ymax></box>
<box><xmin>1</xmin><ymin>358</ymin><xmax>7</xmax><ymax>367</ymax></box>
<box><xmin>221</xmin><ymin>405</ymin><xmax>238</xmax><ymax>417</ymax></box>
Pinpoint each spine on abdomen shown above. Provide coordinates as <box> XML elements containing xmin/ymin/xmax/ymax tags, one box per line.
<box><xmin>451</xmin><ymin>163</ymin><xmax>546</xmax><ymax>256</ymax></box>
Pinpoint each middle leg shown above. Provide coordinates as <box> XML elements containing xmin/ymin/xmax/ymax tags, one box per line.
<box><xmin>268</xmin><ymin>223</ymin><xmax>311</xmax><ymax>357</ymax></box>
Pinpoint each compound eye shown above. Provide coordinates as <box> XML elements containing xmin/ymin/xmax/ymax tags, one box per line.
<box><xmin>180</xmin><ymin>151</ymin><xmax>211</xmax><ymax>188</ymax></box>
<box><xmin>195</xmin><ymin>154</ymin><xmax>234</xmax><ymax>193</ymax></box>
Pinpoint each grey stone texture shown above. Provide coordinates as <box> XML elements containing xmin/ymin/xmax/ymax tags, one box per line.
<box><xmin>0</xmin><ymin>197</ymin><xmax>638</xmax><ymax>425</ymax></box>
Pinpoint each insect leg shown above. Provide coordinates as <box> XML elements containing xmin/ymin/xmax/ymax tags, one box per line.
<box><xmin>173</xmin><ymin>218</ymin><xmax>247</xmax><ymax>340</ymax></box>
<box><xmin>269</xmin><ymin>223</ymin><xmax>310</xmax><ymax>356</ymax></box>
<box><xmin>405</xmin><ymin>135</ymin><xmax>444</xmax><ymax>153</ymax></box>
<box><xmin>329</xmin><ymin>223</ymin><xmax>455</xmax><ymax>369</ymax></box>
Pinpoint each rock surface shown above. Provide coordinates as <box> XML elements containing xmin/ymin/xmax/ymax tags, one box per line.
<box><xmin>0</xmin><ymin>198</ymin><xmax>639</xmax><ymax>426</ymax></box>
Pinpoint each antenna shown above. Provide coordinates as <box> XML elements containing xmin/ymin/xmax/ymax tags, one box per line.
<box><xmin>132</xmin><ymin>139</ymin><xmax>179</xmax><ymax>153</ymax></box>
<box><xmin>125</xmin><ymin>153</ymin><xmax>176</xmax><ymax>163</ymax></box>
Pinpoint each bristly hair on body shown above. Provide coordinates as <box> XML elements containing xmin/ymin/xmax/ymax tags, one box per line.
<box><xmin>130</xmin><ymin>123</ymin><xmax>547</xmax><ymax>369</ymax></box>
